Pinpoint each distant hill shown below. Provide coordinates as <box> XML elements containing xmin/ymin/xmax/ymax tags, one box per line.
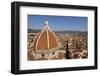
<box><xmin>28</xmin><ymin>29</ymin><xmax>41</xmax><ymax>33</ymax></box>
<box><xmin>28</xmin><ymin>29</ymin><xmax>87</xmax><ymax>35</ymax></box>
<box><xmin>54</xmin><ymin>30</ymin><xmax>87</xmax><ymax>33</ymax></box>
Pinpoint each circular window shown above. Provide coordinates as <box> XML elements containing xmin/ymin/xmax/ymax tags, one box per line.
<box><xmin>52</xmin><ymin>52</ymin><xmax>55</xmax><ymax>55</ymax></box>
<box><xmin>42</xmin><ymin>54</ymin><xmax>44</xmax><ymax>57</ymax></box>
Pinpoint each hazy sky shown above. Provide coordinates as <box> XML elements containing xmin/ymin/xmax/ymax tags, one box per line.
<box><xmin>28</xmin><ymin>15</ymin><xmax>88</xmax><ymax>31</ymax></box>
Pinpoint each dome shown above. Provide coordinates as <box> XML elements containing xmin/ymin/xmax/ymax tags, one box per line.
<box><xmin>33</xmin><ymin>17</ymin><xmax>58</xmax><ymax>54</ymax></box>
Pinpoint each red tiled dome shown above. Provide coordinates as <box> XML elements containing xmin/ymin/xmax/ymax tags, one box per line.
<box><xmin>33</xmin><ymin>17</ymin><xmax>58</xmax><ymax>53</ymax></box>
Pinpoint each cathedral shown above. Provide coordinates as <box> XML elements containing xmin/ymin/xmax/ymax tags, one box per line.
<box><xmin>31</xmin><ymin>17</ymin><xmax>60</xmax><ymax>60</ymax></box>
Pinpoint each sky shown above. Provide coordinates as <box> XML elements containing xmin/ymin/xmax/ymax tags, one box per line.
<box><xmin>28</xmin><ymin>15</ymin><xmax>88</xmax><ymax>31</ymax></box>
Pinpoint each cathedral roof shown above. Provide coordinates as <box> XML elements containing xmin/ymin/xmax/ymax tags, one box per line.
<box><xmin>33</xmin><ymin>17</ymin><xmax>58</xmax><ymax>53</ymax></box>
